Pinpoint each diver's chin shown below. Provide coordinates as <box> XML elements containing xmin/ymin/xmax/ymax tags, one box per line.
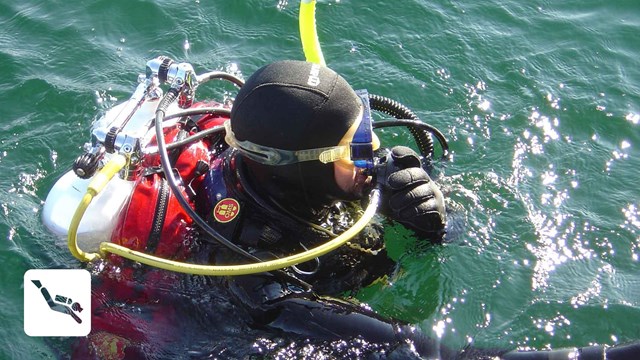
<box><xmin>350</xmin><ymin>171</ymin><xmax>372</xmax><ymax>198</ymax></box>
<box><xmin>333</xmin><ymin>165</ymin><xmax>372</xmax><ymax>201</ymax></box>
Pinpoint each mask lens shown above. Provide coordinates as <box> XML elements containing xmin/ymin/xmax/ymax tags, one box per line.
<box><xmin>351</xmin><ymin>90</ymin><xmax>374</xmax><ymax>169</ymax></box>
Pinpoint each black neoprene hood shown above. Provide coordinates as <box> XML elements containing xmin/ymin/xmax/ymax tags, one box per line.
<box><xmin>231</xmin><ymin>60</ymin><xmax>361</xmax><ymax>150</ymax></box>
<box><xmin>230</xmin><ymin>60</ymin><xmax>363</xmax><ymax>210</ymax></box>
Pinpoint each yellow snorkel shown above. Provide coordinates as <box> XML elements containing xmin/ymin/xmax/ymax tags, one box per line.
<box><xmin>299</xmin><ymin>0</ymin><xmax>326</xmax><ymax>66</ymax></box>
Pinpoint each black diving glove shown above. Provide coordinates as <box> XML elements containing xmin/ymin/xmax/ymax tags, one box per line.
<box><xmin>376</xmin><ymin>146</ymin><xmax>446</xmax><ymax>239</ymax></box>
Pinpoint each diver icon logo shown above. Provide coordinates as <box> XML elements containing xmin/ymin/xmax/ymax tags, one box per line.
<box><xmin>24</xmin><ymin>269</ymin><xmax>91</xmax><ymax>336</ymax></box>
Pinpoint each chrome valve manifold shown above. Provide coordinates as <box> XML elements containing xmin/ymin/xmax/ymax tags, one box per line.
<box><xmin>146</xmin><ymin>56</ymin><xmax>197</xmax><ymax>108</ymax></box>
<box><xmin>73</xmin><ymin>56</ymin><xmax>199</xmax><ymax>179</ymax></box>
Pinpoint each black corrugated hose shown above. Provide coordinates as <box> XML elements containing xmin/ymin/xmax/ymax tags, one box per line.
<box><xmin>369</xmin><ymin>94</ymin><xmax>437</xmax><ymax>160</ymax></box>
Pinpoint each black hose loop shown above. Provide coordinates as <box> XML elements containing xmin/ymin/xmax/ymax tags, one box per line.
<box><xmin>373</xmin><ymin>120</ymin><xmax>449</xmax><ymax>159</ymax></box>
<box><xmin>369</xmin><ymin>94</ymin><xmax>436</xmax><ymax>160</ymax></box>
<box><xmin>198</xmin><ymin>71</ymin><xmax>245</xmax><ymax>88</ymax></box>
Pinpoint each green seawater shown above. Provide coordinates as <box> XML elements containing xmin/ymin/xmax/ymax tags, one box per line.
<box><xmin>1</xmin><ymin>0</ymin><xmax>639</xmax><ymax>358</ymax></box>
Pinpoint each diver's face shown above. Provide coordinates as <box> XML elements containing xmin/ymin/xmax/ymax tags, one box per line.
<box><xmin>333</xmin><ymin>109</ymin><xmax>380</xmax><ymax>197</ymax></box>
<box><xmin>334</xmin><ymin>161</ymin><xmax>371</xmax><ymax>197</ymax></box>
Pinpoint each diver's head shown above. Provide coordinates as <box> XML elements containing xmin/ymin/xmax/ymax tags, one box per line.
<box><xmin>227</xmin><ymin>60</ymin><xmax>379</xmax><ymax>212</ymax></box>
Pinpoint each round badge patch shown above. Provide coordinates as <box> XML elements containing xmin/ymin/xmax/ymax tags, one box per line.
<box><xmin>212</xmin><ymin>198</ymin><xmax>240</xmax><ymax>223</ymax></box>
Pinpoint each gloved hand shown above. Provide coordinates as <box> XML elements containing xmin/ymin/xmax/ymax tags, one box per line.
<box><xmin>377</xmin><ymin>146</ymin><xmax>446</xmax><ymax>239</ymax></box>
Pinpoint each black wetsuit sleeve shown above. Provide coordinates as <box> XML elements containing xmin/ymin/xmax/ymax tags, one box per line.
<box><xmin>228</xmin><ymin>275</ymin><xmax>452</xmax><ymax>359</ymax></box>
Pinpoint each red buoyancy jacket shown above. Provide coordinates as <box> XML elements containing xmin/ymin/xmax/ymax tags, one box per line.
<box><xmin>110</xmin><ymin>101</ymin><xmax>229</xmax><ymax>261</ymax></box>
<box><xmin>77</xmin><ymin>102</ymin><xmax>231</xmax><ymax>359</ymax></box>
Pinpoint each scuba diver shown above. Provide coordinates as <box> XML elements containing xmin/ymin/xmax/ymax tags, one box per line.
<box><xmin>70</xmin><ymin>59</ymin><xmax>454</xmax><ymax>359</ymax></box>
<box><xmin>59</xmin><ymin>60</ymin><xmax>640</xmax><ymax>359</ymax></box>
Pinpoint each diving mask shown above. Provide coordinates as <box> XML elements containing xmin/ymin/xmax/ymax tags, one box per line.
<box><xmin>225</xmin><ymin>89</ymin><xmax>377</xmax><ymax>169</ymax></box>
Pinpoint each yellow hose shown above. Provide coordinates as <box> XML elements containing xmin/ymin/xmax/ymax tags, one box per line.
<box><xmin>66</xmin><ymin>148</ymin><xmax>378</xmax><ymax>276</ymax></box>
<box><xmin>98</xmin><ymin>190</ymin><xmax>380</xmax><ymax>276</ymax></box>
<box><xmin>299</xmin><ymin>0</ymin><xmax>325</xmax><ymax>66</ymax></box>
<box><xmin>67</xmin><ymin>155</ymin><xmax>127</xmax><ymax>262</ymax></box>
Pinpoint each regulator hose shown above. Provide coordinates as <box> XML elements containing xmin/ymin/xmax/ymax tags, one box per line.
<box><xmin>196</xmin><ymin>71</ymin><xmax>244</xmax><ymax>88</ymax></box>
<box><xmin>143</xmin><ymin>108</ymin><xmax>231</xmax><ymax>153</ymax></box>
<box><xmin>369</xmin><ymin>94</ymin><xmax>439</xmax><ymax>160</ymax></box>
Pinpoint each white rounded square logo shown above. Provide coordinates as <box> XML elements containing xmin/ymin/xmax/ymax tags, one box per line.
<box><xmin>24</xmin><ymin>269</ymin><xmax>91</xmax><ymax>337</ymax></box>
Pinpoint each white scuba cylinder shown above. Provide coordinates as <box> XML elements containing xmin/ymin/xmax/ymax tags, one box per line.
<box><xmin>42</xmin><ymin>55</ymin><xmax>194</xmax><ymax>255</ymax></box>
<box><xmin>41</xmin><ymin>79</ymin><xmax>178</xmax><ymax>252</ymax></box>
<box><xmin>42</xmin><ymin>170</ymin><xmax>135</xmax><ymax>252</ymax></box>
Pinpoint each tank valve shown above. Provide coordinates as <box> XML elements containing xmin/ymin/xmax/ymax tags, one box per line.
<box><xmin>146</xmin><ymin>56</ymin><xmax>197</xmax><ymax>108</ymax></box>
<box><xmin>73</xmin><ymin>147</ymin><xmax>105</xmax><ymax>179</ymax></box>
